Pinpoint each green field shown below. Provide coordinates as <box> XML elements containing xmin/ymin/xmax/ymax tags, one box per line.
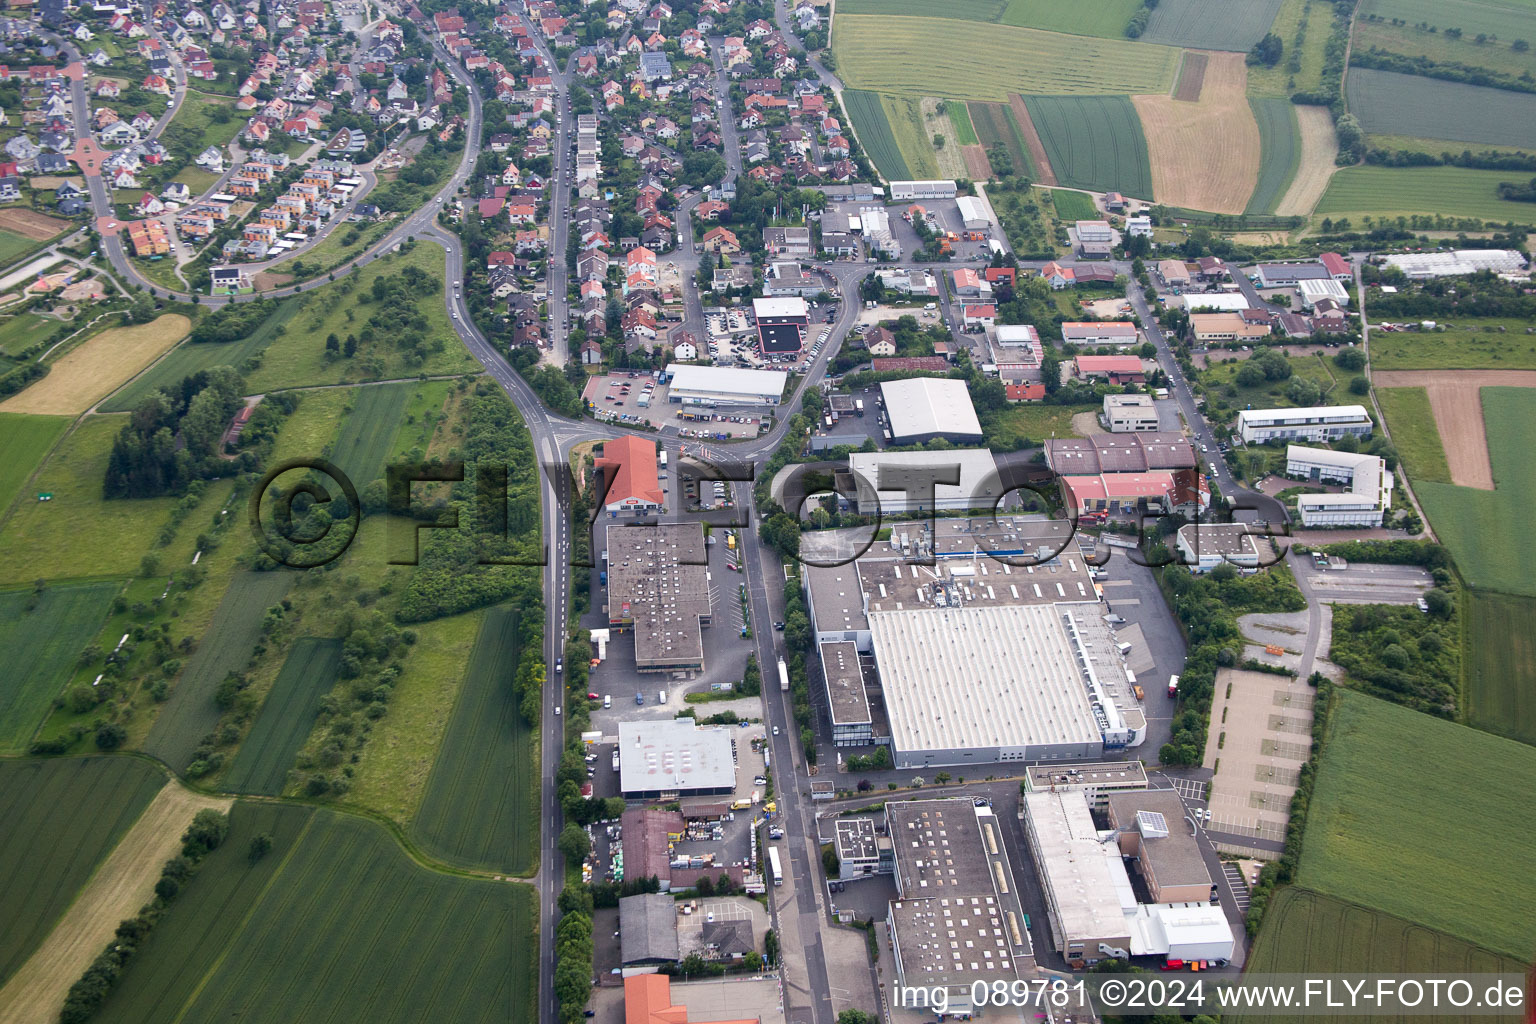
<box><xmin>836</xmin><ymin>0</ymin><xmax>1006</xmax><ymax>19</ymax></box>
<box><xmin>1347</xmin><ymin>69</ymin><xmax>1536</xmax><ymax>150</ymax></box>
<box><xmin>841</xmin><ymin>90</ymin><xmax>910</xmax><ymax>180</ymax></box>
<box><xmin>1246</xmin><ymin>887</ymin><xmax>1526</xmax><ymax>1017</ymax></box>
<box><xmin>1246</xmin><ymin>97</ymin><xmax>1301</xmax><ymax>214</ymax></box>
<box><xmin>1300</xmin><ymin>689</ymin><xmax>1536</xmax><ymax>958</ymax></box>
<box><xmin>1374</xmin><ymin>386</ymin><xmax>1451</xmax><ymax>484</ymax></box>
<box><xmin>0</xmin><ymin>228</ymin><xmax>41</xmax><ymax>266</ymax></box>
<box><xmin>1139</xmin><ymin>0</ymin><xmax>1286</xmax><ymax>50</ymax></box>
<box><xmin>0</xmin><ymin>412</ymin><xmax>68</xmax><ymax>513</ymax></box>
<box><xmin>0</xmin><ymin>757</ymin><xmax>167</xmax><ymax>984</ymax></box>
<box><xmin>1316</xmin><ymin>165</ymin><xmax>1536</xmax><ymax>223</ymax></box>
<box><xmin>978</xmin><ymin>402</ymin><xmax>1096</xmax><ymax>449</ymax></box>
<box><xmin>998</xmin><ymin>0</ymin><xmax>1143</xmax><ymax>36</ymax></box>
<box><xmin>1417</xmin><ymin>389</ymin><xmax>1536</xmax><ymax>596</ymax></box>
<box><xmin>1464</xmin><ymin>590</ymin><xmax>1536</xmax><ymax>747</ymax></box>
<box><xmin>1356</xmin><ymin>0</ymin><xmax>1536</xmax><ymax>78</ymax></box>
<box><xmin>0</xmin><ymin>415</ymin><xmax>188</xmax><ymax>585</ymax></box>
<box><xmin>944</xmin><ymin>100</ymin><xmax>979</xmax><ymax>145</ymax></box>
<box><xmin>94</xmin><ymin>803</ymin><xmax>537</xmax><ymax>1024</ymax></box>
<box><xmin>881</xmin><ymin>94</ymin><xmax>941</xmax><ymax>179</ymax></box>
<box><xmin>1199</xmin><ymin>352</ymin><xmax>1338</xmax><ymax>408</ymax></box>
<box><xmin>1049</xmin><ymin>190</ymin><xmax>1099</xmax><ymax>221</ymax></box>
<box><xmin>329</xmin><ymin>381</ymin><xmax>415</xmax><ymax>490</ymax></box>
<box><xmin>178</xmin><ymin>89</ymin><xmax>243</xmax><ymax>154</ymax></box>
<box><xmin>1248</xmin><ymin>0</ymin><xmax>1335</xmax><ymax>97</ymax></box>
<box><xmin>0</xmin><ymin>312</ymin><xmax>56</xmax><ymax>356</ymax></box>
<box><xmin>143</xmin><ymin>571</ymin><xmax>296</xmax><ymax>772</ymax></box>
<box><xmin>409</xmin><ymin>607</ymin><xmax>539</xmax><ymax>875</ymax></box>
<box><xmin>100</xmin><ymin>299</ymin><xmax>301</xmax><ymax>413</ymax></box>
<box><xmin>1370</xmin><ymin>318</ymin><xmax>1536</xmax><ymax>370</ymax></box>
<box><xmin>967</xmin><ymin>102</ymin><xmax>1035</xmax><ymax>179</ymax></box>
<box><xmin>221</xmin><ymin>638</ymin><xmax>342</xmax><ymax>795</ymax></box>
<box><xmin>1023</xmin><ymin>95</ymin><xmax>1154</xmax><ymax>196</ymax></box>
<box><xmin>0</xmin><ymin>581</ymin><xmax>119</xmax><ymax>753</ymax></box>
<box><xmin>833</xmin><ymin>16</ymin><xmax>1180</xmax><ymax>100</ymax></box>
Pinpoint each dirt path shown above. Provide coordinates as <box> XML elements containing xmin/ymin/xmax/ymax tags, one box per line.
<box><xmin>0</xmin><ymin>783</ymin><xmax>233</xmax><ymax>1024</ymax></box>
<box><xmin>1007</xmin><ymin>94</ymin><xmax>1055</xmax><ymax>186</ymax></box>
<box><xmin>1275</xmin><ymin>105</ymin><xmax>1339</xmax><ymax>217</ymax></box>
<box><xmin>1133</xmin><ymin>52</ymin><xmax>1259</xmax><ymax>214</ymax></box>
<box><xmin>1372</xmin><ymin>370</ymin><xmax>1536</xmax><ymax>490</ymax></box>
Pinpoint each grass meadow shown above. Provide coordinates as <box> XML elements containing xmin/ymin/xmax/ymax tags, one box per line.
<box><xmin>0</xmin><ymin>757</ymin><xmax>166</xmax><ymax>984</ymax></box>
<box><xmin>1374</xmin><ymin>386</ymin><xmax>1451</xmax><ymax>484</ymax></box>
<box><xmin>832</xmin><ymin>16</ymin><xmax>1179</xmax><ymax>100</ymax></box>
<box><xmin>143</xmin><ymin>571</ymin><xmax>295</xmax><ymax>772</ymax></box>
<box><xmin>1370</xmin><ymin>318</ymin><xmax>1536</xmax><ymax>370</ymax></box>
<box><xmin>1416</xmin><ymin>388</ymin><xmax>1536</xmax><ymax>595</ymax></box>
<box><xmin>0</xmin><ymin>582</ymin><xmax>119</xmax><ymax>753</ymax></box>
<box><xmin>1139</xmin><ymin>0</ymin><xmax>1286</xmax><ymax>50</ymax></box>
<box><xmin>880</xmin><ymin>94</ymin><xmax>941</xmax><ymax>179</ymax></box>
<box><xmin>997</xmin><ymin>0</ymin><xmax>1142</xmax><ymax>36</ymax></box>
<box><xmin>0</xmin><ymin>412</ymin><xmax>69</xmax><ymax>513</ymax></box>
<box><xmin>95</xmin><ymin>803</ymin><xmax>537</xmax><ymax>1024</ymax></box>
<box><xmin>0</xmin><ymin>228</ymin><xmax>40</xmax><ymax>266</ymax></box>
<box><xmin>1024</xmin><ymin>95</ymin><xmax>1154</xmax><ymax>196</ymax></box>
<box><xmin>327</xmin><ymin>382</ymin><xmax>415</xmax><ymax>490</ymax></box>
<box><xmin>1246</xmin><ymin>97</ymin><xmax>1300</xmax><ymax>214</ymax></box>
<box><xmin>1346</xmin><ymin>69</ymin><xmax>1536</xmax><ymax>150</ymax></box>
<box><xmin>1300</xmin><ymin>690</ymin><xmax>1536</xmax><ymax>958</ymax></box>
<box><xmin>0</xmin><ymin>312</ymin><xmax>56</xmax><ymax>357</ymax></box>
<box><xmin>978</xmin><ymin>402</ymin><xmax>1096</xmax><ymax>449</ymax></box>
<box><xmin>1464</xmin><ymin>590</ymin><xmax>1536</xmax><ymax>747</ymax></box>
<box><xmin>221</xmin><ymin>638</ymin><xmax>342</xmax><ymax>795</ymax></box>
<box><xmin>1248</xmin><ymin>0</ymin><xmax>1335</xmax><ymax>97</ymax></box>
<box><xmin>944</xmin><ymin>100</ymin><xmax>979</xmax><ymax>145</ymax></box>
<box><xmin>1356</xmin><ymin>0</ymin><xmax>1536</xmax><ymax>79</ymax></box>
<box><xmin>409</xmin><ymin>607</ymin><xmax>539</xmax><ymax>875</ymax></box>
<box><xmin>1246</xmin><ymin>886</ymin><xmax>1526</xmax><ymax>1015</ymax></box>
<box><xmin>1316</xmin><ymin>166</ymin><xmax>1536</xmax><ymax>223</ymax></box>
<box><xmin>841</xmin><ymin>90</ymin><xmax>910</xmax><ymax>180</ymax></box>
<box><xmin>1199</xmin><ymin>352</ymin><xmax>1338</xmax><ymax>407</ymax></box>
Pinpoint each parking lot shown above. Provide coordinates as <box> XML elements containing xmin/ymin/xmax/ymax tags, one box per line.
<box><xmin>580</xmin><ymin>372</ymin><xmax>767</xmax><ymax>438</ymax></box>
<box><xmin>1296</xmin><ymin>558</ymin><xmax>1433</xmax><ymax>605</ymax></box>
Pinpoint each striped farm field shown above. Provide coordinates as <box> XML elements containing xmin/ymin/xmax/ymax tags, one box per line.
<box><xmin>0</xmin><ymin>315</ymin><xmax>191</xmax><ymax>416</ymax></box>
<box><xmin>222</xmin><ymin>638</ymin><xmax>342</xmax><ymax>796</ymax></box>
<box><xmin>1316</xmin><ymin>165</ymin><xmax>1536</xmax><ymax>223</ymax></box>
<box><xmin>836</xmin><ymin>0</ymin><xmax>1005</xmax><ymax>18</ymax></box>
<box><xmin>0</xmin><ymin>581</ymin><xmax>119</xmax><ymax>753</ymax></box>
<box><xmin>329</xmin><ymin>381</ymin><xmax>415</xmax><ymax>490</ymax></box>
<box><xmin>1346</xmin><ymin>69</ymin><xmax>1536</xmax><ymax>150</ymax></box>
<box><xmin>945</xmin><ymin>100</ymin><xmax>979</xmax><ymax>146</ymax></box>
<box><xmin>1246</xmin><ymin>97</ymin><xmax>1300</xmax><ymax>214</ymax></box>
<box><xmin>998</xmin><ymin>0</ymin><xmax>1143</xmax><ymax>36</ymax></box>
<box><xmin>1133</xmin><ymin>51</ymin><xmax>1260</xmax><ymax>213</ymax></box>
<box><xmin>841</xmin><ymin>89</ymin><xmax>910</xmax><ymax>180</ymax></box>
<box><xmin>0</xmin><ymin>412</ymin><xmax>68</xmax><ymax>513</ymax></box>
<box><xmin>0</xmin><ymin>757</ymin><xmax>166</xmax><ymax>986</ymax></box>
<box><xmin>144</xmin><ymin>571</ymin><xmax>295</xmax><ymax>773</ymax></box>
<box><xmin>1139</xmin><ymin>0</ymin><xmax>1286</xmax><ymax>50</ymax></box>
<box><xmin>880</xmin><ymin>93</ymin><xmax>941</xmax><ymax>179</ymax></box>
<box><xmin>93</xmin><ymin>803</ymin><xmax>537</xmax><ymax>1024</ymax></box>
<box><xmin>967</xmin><ymin>102</ymin><xmax>1033</xmax><ymax>179</ymax></box>
<box><xmin>410</xmin><ymin>607</ymin><xmax>539</xmax><ymax>875</ymax></box>
<box><xmin>1023</xmin><ymin>95</ymin><xmax>1154</xmax><ymax>197</ymax></box>
<box><xmin>1464</xmin><ymin>590</ymin><xmax>1536</xmax><ymax>748</ymax></box>
<box><xmin>832</xmin><ymin>16</ymin><xmax>1179</xmax><ymax>100</ymax></box>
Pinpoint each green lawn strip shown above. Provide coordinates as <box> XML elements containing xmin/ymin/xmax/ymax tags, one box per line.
<box><xmin>840</xmin><ymin>89</ymin><xmax>909</xmax><ymax>180</ymax></box>
<box><xmin>221</xmin><ymin>638</ymin><xmax>343</xmax><ymax>795</ymax></box>
<box><xmin>0</xmin><ymin>412</ymin><xmax>70</xmax><ymax>513</ymax></box>
<box><xmin>0</xmin><ymin>757</ymin><xmax>167</xmax><ymax>984</ymax></box>
<box><xmin>409</xmin><ymin>606</ymin><xmax>538</xmax><ymax>876</ymax></box>
<box><xmin>944</xmin><ymin>100</ymin><xmax>979</xmax><ymax>145</ymax></box>
<box><xmin>1464</xmin><ymin>590</ymin><xmax>1536</xmax><ymax>747</ymax></box>
<box><xmin>0</xmin><ymin>581</ymin><xmax>121</xmax><ymax>753</ymax></box>
<box><xmin>1049</xmin><ymin>189</ymin><xmax>1098</xmax><ymax>221</ymax></box>
<box><xmin>142</xmin><ymin>571</ymin><xmax>296</xmax><ymax>772</ymax></box>
<box><xmin>1374</xmin><ymin>386</ymin><xmax>1450</xmax><ymax>484</ymax></box>
<box><xmin>1246</xmin><ymin>97</ymin><xmax>1300</xmax><ymax>215</ymax></box>
<box><xmin>1316</xmin><ymin>166</ymin><xmax>1536</xmax><ymax>223</ymax></box>
<box><xmin>1298</xmin><ymin>689</ymin><xmax>1536</xmax><ymax>958</ymax></box>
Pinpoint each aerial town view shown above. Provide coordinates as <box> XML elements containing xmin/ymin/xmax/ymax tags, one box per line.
<box><xmin>1</xmin><ymin>0</ymin><xmax>1535</xmax><ymax>1021</ymax></box>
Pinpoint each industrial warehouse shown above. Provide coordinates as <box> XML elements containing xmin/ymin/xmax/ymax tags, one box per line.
<box><xmin>877</xmin><ymin>377</ymin><xmax>984</xmax><ymax>445</ymax></box>
<box><xmin>800</xmin><ymin>517</ymin><xmax>1146</xmax><ymax>768</ymax></box>
<box><xmin>662</xmin><ymin>364</ymin><xmax>788</xmax><ymax>407</ymax></box>
<box><xmin>603</xmin><ymin>523</ymin><xmax>712</xmax><ymax>673</ymax></box>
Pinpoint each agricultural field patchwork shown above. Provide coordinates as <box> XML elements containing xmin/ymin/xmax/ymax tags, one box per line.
<box><xmin>1299</xmin><ymin>690</ymin><xmax>1536</xmax><ymax>958</ymax></box>
<box><xmin>1464</xmin><ymin>590</ymin><xmax>1536</xmax><ymax>748</ymax></box>
<box><xmin>0</xmin><ymin>315</ymin><xmax>192</xmax><ymax>416</ymax></box>
<box><xmin>840</xmin><ymin>90</ymin><xmax>910</xmax><ymax>181</ymax></box>
<box><xmin>328</xmin><ymin>382</ymin><xmax>415</xmax><ymax>491</ymax></box>
<box><xmin>1246</xmin><ymin>887</ymin><xmax>1525</xmax><ymax>1013</ymax></box>
<box><xmin>221</xmin><ymin>638</ymin><xmax>343</xmax><ymax>796</ymax></box>
<box><xmin>879</xmin><ymin>93</ymin><xmax>941</xmax><ymax>180</ymax></box>
<box><xmin>833</xmin><ymin>16</ymin><xmax>1180</xmax><ymax>100</ymax></box>
<box><xmin>944</xmin><ymin>100</ymin><xmax>979</xmax><ymax>146</ymax></box>
<box><xmin>143</xmin><ymin>571</ymin><xmax>296</xmax><ymax>772</ymax></box>
<box><xmin>997</xmin><ymin>0</ymin><xmax>1143</xmax><ymax>36</ymax></box>
<box><xmin>94</xmin><ymin>803</ymin><xmax>537</xmax><ymax>1024</ymax></box>
<box><xmin>834</xmin><ymin>0</ymin><xmax>1006</xmax><ymax>19</ymax></box>
<box><xmin>1138</xmin><ymin>0</ymin><xmax>1287</xmax><ymax>50</ymax></box>
<box><xmin>1346</xmin><ymin>69</ymin><xmax>1536</xmax><ymax>150</ymax></box>
<box><xmin>0</xmin><ymin>412</ymin><xmax>68</xmax><ymax>513</ymax></box>
<box><xmin>1356</xmin><ymin>0</ymin><xmax>1536</xmax><ymax>78</ymax></box>
<box><xmin>1316</xmin><ymin>165</ymin><xmax>1536</xmax><ymax>223</ymax></box>
<box><xmin>1246</xmin><ymin>97</ymin><xmax>1300</xmax><ymax>214</ymax></box>
<box><xmin>967</xmin><ymin>101</ymin><xmax>1033</xmax><ymax>180</ymax></box>
<box><xmin>0</xmin><ymin>757</ymin><xmax>167</xmax><ymax>985</ymax></box>
<box><xmin>1374</xmin><ymin>386</ymin><xmax>1451</xmax><ymax>484</ymax></box>
<box><xmin>0</xmin><ymin>582</ymin><xmax>119</xmax><ymax>753</ymax></box>
<box><xmin>1023</xmin><ymin>95</ymin><xmax>1154</xmax><ymax>197</ymax></box>
<box><xmin>1133</xmin><ymin>51</ymin><xmax>1260</xmax><ymax>213</ymax></box>
<box><xmin>409</xmin><ymin>607</ymin><xmax>539</xmax><ymax>875</ymax></box>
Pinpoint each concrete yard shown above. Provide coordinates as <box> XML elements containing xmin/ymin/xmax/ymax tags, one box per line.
<box><xmin>1292</xmin><ymin>560</ymin><xmax>1433</xmax><ymax>605</ymax></box>
<box><xmin>1203</xmin><ymin>668</ymin><xmax>1317</xmax><ymax>848</ymax></box>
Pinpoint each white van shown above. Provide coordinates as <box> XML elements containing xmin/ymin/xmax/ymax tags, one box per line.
<box><xmin>658</xmin><ymin>690</ymin><xmax>667</xmax><ymax>704</ymax></box>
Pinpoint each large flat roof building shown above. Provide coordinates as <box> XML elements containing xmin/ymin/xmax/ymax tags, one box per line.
<box><xmin>843</xmin><ymin>448</ymin><xmax>999</xmax><ymax>514</ymax></box>
<box><xmin>878</xmin><ymin>377</ymin><xmax>983</xmax><ymax>445</ymax></box>
<box><xmin>1106</xmin><ymin>789</ymin><xmax>1214</xmax><ymax>904</ymax></box>
<box><xmin>664</xmin><ymin>363</ymin><xmax>787</xmax><ymax>406</ymax></box>
<box><xmin>819</xmin><ymin>640</ymin><xmax>873</xmax><ymax>747</ymax></box>
<box><xmin>1237</xmin><ymin>405</ymin><xmax>1372</xmax><ymax>444</ymax></box>
<box><xmin>1382</xmin><ymin>248</ymin><xmax>1528</xmax><ymax>279</ymax></box>
<box><xmin>1175</xmin><ymin>522</ymin><xmax>1269</xmax><ymax>572</ymax></box>
<box><xmin>1287</xmin><ymin>445</ymin><xmax>1393</xmax><ymax>527</ymax></box>
<box><xmin>1044</xmin><ymin>432</ymin><xmax>1196</xmax><ymax>475</ymax></box>
<box><xmin>618</xmin><ymin>718</ymin><xmax>737</xmax><ymax>799</ymax></box>
<box><xmin>1021</xmin><ymin>790</ymin><xmax>1134</xmax><ymax>966</ymax></box>
<box><xmin>889</xmin><ymin>179</ymin><xmax>956</xmax><ymax>200</ymax></box>
<box><xmin>604</xmin><ymin>523</ymin><xmax>711</xmax><ymax>673</ymax></box>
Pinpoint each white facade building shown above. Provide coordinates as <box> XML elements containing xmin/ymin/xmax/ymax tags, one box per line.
<box><xmin>888</xmin><ymin>179</ymin><xmax>956</xmax><ymax>200</ymax></box>
<box><xmin>1287</xmin><ymin>445</ymin><xmax>1393</xmax><ymax>526</ymax></box>
<box><xmin>1237</xmin><ymin>405</ymin><xmax>1372</xmax><ymax>444</ymax></box>
<box><xmin>1103</xmin><ymin>393</ymin><xmax>1159</xmax><ymax>433</ymax></box>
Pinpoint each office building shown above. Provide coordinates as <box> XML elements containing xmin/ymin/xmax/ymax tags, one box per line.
<box><xmin>1237</xmin><ymin>405</ymin><xmax>1372</xmax><ymax>444</ymax></box>
<box><xmin>1103</xmin><ymin>393</ymin><xmax>1159</xmax><ymax>433</ymax></box>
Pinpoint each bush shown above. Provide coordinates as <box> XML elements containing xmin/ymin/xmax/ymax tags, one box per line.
<box><xmin>94</xmin><ymin>722</ymin><xmax>126</xmax><ymax>750</ymax></box>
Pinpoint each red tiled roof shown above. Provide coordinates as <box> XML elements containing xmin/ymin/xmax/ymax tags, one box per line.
<box><xmin>595</xmin><ymin>435</ymin><xmax>664</xmax><ymax>507</ymax></box>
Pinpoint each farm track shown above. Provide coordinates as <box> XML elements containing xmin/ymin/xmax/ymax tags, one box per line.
<box><xmin>1373</xmin><ymin>370</ymin><xmax>1536</xmax><ymax>490</ymax></box>
<box><xmin>1006</xmin><ymin>94</ymin><xmax>1054</xmax><ymax>184</ymax></box>
<box><xmin>0</xmin><ymin>781</ymin><xmax>232</xmax><ymax>1024</ymax></box>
